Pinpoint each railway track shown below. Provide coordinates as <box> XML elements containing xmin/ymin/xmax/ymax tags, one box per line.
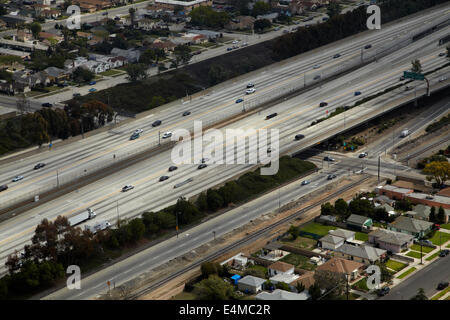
<box><xmin>128</xmin><ymin>175</ymin><xmax>371</xmax><ymax>300</ymax></box>
<box><xmin>400</xmin><ymin>134</ymin><xmax>450</xmax><ymax>162</ymax></box>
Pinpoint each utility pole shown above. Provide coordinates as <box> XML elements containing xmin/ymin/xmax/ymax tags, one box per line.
<box><xmin>56</xmin><ymin>169</ymin><xmax>59</xmax><ymax>188</ymax></box>
<box><xmin>378</xmin><ymin>156</ymin><xmax>380</xmax><ymax>183</ymax></box>
<box><xmin>213</xmin><ymin>231</ymin><xmax>216</xmax><ymax>240</ymax></box>
<box><xmin>158</xmin><ymin>131</ymin><xmax>161</xmax><ymax>146</ymax></box>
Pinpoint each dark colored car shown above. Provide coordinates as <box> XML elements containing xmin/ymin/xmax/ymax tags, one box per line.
<box><xmin>169</xmin><ymin>166</ymin><xmax>178</xmax><ymax>172</ymax></box>
<box><xmin>439</xmin><ymin>249</ymin><xmax>449</xmax><ymax>257</ymax></box>
<box><xmin>34</xmin><ymin>163</ymin><xmax>45</xmax><ymax>170</ymax></box>
<box><xmin>376</xmin><ymin>287</ymin><xmax>390</xmax><ymax>296</ymax></box>
<box><xmin>227</xmin><ymin>47</ymin><xmax>233</xmax><ymax>51</ymax></box>
<box><xmin>324</xmin><ymin>156</ymin><xmax>335</xmax><ymax>162</ymax></box>
<box><xmin>236</xmin><ymin>98</ymin><xmax>243</xmax><ymax>103</ymax></box>
<box><xmin>0</xmin><ymin>185</ymin><xmax>8</xmax><ymax>192</ymax></box>
<box><xmin>437</xmin><ymin>282</ymin><xmax>449</xmax><ymax>290</ymax></box>
<box><xmin>333</xmin><ymin>53</ymin><xmax>341</xmax><ymax>58</ymax></box>
<box><xmin>364</xmin><ymin>44</ymin><xmax>372</xmax><ymax>49</ymax></box>
<box><xmin>159</xmin><ymin>176</ymin><xmax>169</xmax><ymax>182</ymax></box>
<box><xmin>319</xmin><ymin>102</ymin><xmax>328</xmax><ymax>107</ymax></box>
<box><xmin>198</xmin><ymin>164</ymin><xmax>207</xmax><ymax>169</ymax></box>
<box><xmin>152</xmin><ymin>120</ymin><xmax>162</xmax><ymax>127</ymax></box>
<box><xmin>327</xmin><ymin>174</ymin><xmax>337</xmax><ymax>180</ymax></box>
<box><xmin>73</xmin><ymin>93</ymin><xmax>81</xmax><ymax>97</ymax></box>
<box><xmin>266</xmin><ymin>113</ymin><xmax>278</xmax><ymax>120</ymax></box>
<box><xmin>89</xmin><ymin>81</ymin><xmax>96</xmax><ymax>85</ymax></box>
<box><xmin>354</xmin><ymin>91</ymin><xmax>361</xmax><ymax>96</ymax></box>
<box><xmin>41</xmin><ymin>102</ymin><xmax>53</xmax><ymax>108</ymax></box>
<box><xmin>182</xmin><ymin>111</ymin><xmax>191</xmax><ymax>116</ymax></box>
<box><xmin>295</xmin><ymin>134</ymin><xmax>305</xmax><ymax>141</ymax></box>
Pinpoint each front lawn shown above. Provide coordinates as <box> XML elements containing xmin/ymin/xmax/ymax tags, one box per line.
<box><xmin>355</xmin><ymin>232</ymin><xmax>369</xmax><ymax>241</ymax></box>
<box><xmin>100</xmin><ymin>69</ymin><xmax>124</xmax><ymax>77</ymax></box>
<box><xmin>299</xmin><ymin>222</ymin><xmax>336</xmax><ymax>237</ymax></box>
<box><xmin>429</xmin><ymin>231</ymin><xmax>450</xmax><ymax>246</ymax></box>
<box><xmin>410</xmin><ymin>244</ymin><xmax>434</xmax><ymax>253</ymax></box>
<box><xmin>352</xmin><ymin>277</ymin><xmax>369</xmax><ymax>292</ymax></box>
<box><xmin>425</xmin><ymin>252</ymin><xmax>440</xmax><ymax>261</ymax></box>
<box><xmin>406</xmin><ymin>251</ymin><xmax>424</xmax><ymax>259</ymax></box>
<box><xmin>440</xmin><ymin>223</ymin><xmax>450</xmax><ymax>230</ymax></box>
<box><xmin>397</xmin><ymin>267</ymin><xmax>416</xmax><ymax>279</ymax></box>
<box><xmin>385</xmin><ymin>259</ymin><xmax>408</xmax><ymax>272</ymax></box>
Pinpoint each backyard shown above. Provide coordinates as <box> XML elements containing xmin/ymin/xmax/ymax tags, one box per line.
<box><xmin>281</xmin><ymin>236</ymin><xmax>317</xmax><ymax>250</ymax></box>
<box><xmin>280</xmin><ymin>253</ymin><xmax>317</xmax><ymax>271</ymax></box>
<box><xmin>299</xmin><ymin>222</ymin><xmax>336</xmax><ymax>237</ymax></box>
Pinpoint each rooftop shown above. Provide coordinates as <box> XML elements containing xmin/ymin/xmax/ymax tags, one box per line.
<box><xmin>389</xmin><ymin>216</ymin><xmax>433</xmax><ymax>233</ymax></box>
<box><xmin>268</xmin><ymin>261</ymin><xmax>294</xmax><ymax>272</ymax></box>
<box><xmin>238</xmin><ymin>275</ymin><xmax>266</xmax><ymax>287</ymax></box>
<box><xmin>369</xmin><ymin>228</ymin><xmax>414</xmax><ymax>245</ymax></box>
<box><xmin>337</xmin><ymin>244</ymin><xmax>386</xmax><ymax>261</ymax></box>
<box><xmin>316</xmin><ymin>257</ymin><xmax>364</xmax><ymax>275</ymax></box>
<box><xmin>256</xmin><ymin>289</ymin><xmax>310</xmax><ymax>300</ymax></box>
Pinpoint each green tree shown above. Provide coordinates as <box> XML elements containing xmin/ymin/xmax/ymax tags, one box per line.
<box><xmin>437</xmin><ymin>206</ymin><xmax>446</xmax><ymax>225</ymax></box>
<box><xmin>411</xmin><ymin>59</ymin><xmax>422</xmax><ymax>73</ymax></box>
<box><xmin>334</xmin><ymin>198</ymin><xmax>348</xmax><ymax>219</ymax></box>
<box><xmin>423</xmin><ymin>161</ymin><xmax>450</xmax><ymax>187</ymax></box>
<box><xmin>193</xmin><ymin>275</ymin><xmax>234</xmax><ymax>300</ymax></box>
<box><xmin>327</xmin><ymin>2</ymin><xmax>342</xmax><ymax>18</ymax></box>
<box><xmin>308</xmin><ymin>283</ymin><xmax>322</xmax><ymax>300</ymax></box>
<box><xmin>321</xmin><ymin>202</ymin><xmax>336</xmax><ymax>216</ymax></box>
<box><xmin>30</xmin><ymin>22</ymin><xmax>42</xmax><ymax>39</ymax></box>
<box><xmin>296</xmin><ymin>282</ymin><xmax>305</xmax><ymax>293</ymax></box>
<box><xmin>150</xmin><ymin>96</ymin><xmax>165</xmax><ymax>108</ymax></box>
<box><xmin>208</xmin><ymin>64</ymin><xmax>228</xmax><ymax>86</ymax></box>
<box><xmin>206</xmin><ymin>189</ymin><xmax>224</xmax><ymax>211</ymax></box>
<box><xmin>253</xmin><ymin>19</ymin><xmax>271</xmax><ymax>32</ymax></box>
<box><xmin>196</xmin><ymin>192</ymin><xmax>208</xmax><ymax>212</ymax></box>
<box><xmin>288</xmin><ymin>225</ymin><xmax>299</xmax><ymax>240</ymax></box>
<box><xmin>174</xmin><ymin>45</ymin><xmax>191</xmax><ymax>64</ymax></box>
<box><xmin>275</xmin><ymin>281</ymin><xmax>291</xmax><ymax>291</ymax></box>
<box><xmin>128</xmin><ymin>218</ymin><xmax>146</xmax><ymax>242</ymax></box>
<box><xmin>429</xmin><ymin>206</ymin><xmax>436</xmax><ymax>223</ymax></box>
<box><xmin>200</xmin><ymin>262</ymin><xmax>221</xmax><ymax>278</ymax></box>
<box><xmin>410</xmin><ymin>288</ymin><xmax>428</xmax><ymax>300</ymax></box>
<box><xmin>252</xmin><ymin>1</ymin><xmax>271</xmax><ymax>16</ymax></box>
<box><xmin>125</xmin><ymin>63</ymin><xmax>147</xmax><ymax>82</ymax></box>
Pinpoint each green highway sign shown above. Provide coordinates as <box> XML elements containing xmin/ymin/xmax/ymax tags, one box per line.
<box><xmin>404</xmin><ymin>71</ymin><xmax>424</xmax><ymax>80</ymax></box>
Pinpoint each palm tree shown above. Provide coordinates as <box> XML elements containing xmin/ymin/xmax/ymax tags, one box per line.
<box><xmin>411</xmin><ymin>59</ymin><xmax>422</xmax><ymax>73</ymax></box>
<box><xmin>129</xmin><ymin>7</ymin><xmax>136</xmax><ymax>28</ymax></box>
<box><xmin>410</xmin><ymin>288</ymin><xmax>428</xmax><ymax>300</ymax></box>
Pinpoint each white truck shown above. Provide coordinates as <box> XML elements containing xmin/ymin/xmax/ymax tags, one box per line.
<box><xmin>400</xmin><ymin>129</ymin><xmax>410</xmax><ymax>137</ymax></box>
<box><xmin>68</xmin><ymin>208</ymin><xmax>96</xmax><ymax>227</ymax></box>
<box><xmin>85</xmin><ymin>220</ymin><xmax>111</xmax><ymax>234</ymax></box>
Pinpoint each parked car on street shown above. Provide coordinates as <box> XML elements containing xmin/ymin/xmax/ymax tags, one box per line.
<box><xmin>89</xmin><ymin>88</ymin><xmax>97</xmax><ymax>92</ymax></box>
<box><xmin>437</xmin><ymin>282</ymin><xmax>449</xmax><ymax>290</ymax></box>
<box><xmin>376</xmin><ymin>287</ymin><xmax>390</xmax><ymax>296</ymax></box>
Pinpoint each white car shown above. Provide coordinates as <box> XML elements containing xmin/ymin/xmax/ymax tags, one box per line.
<box><xmin>439</xmin><ymin>76</ymin><xmax>447</xmax><ymax>82</ymax></box>
<box><xmin>162</xmin><ymin>132</ymin><xmax>172</xmax><ymax>139</ymax></box>
<box><xmin>313</xmin><ymin>64</ymin><xmax>321</xmax><ymax>69</ymax></box>
<box><xmin>232</xmin><ymin>40</ymin><xmax>239</xmax><ymax>44</ymax></box>
<box><xmin>12</xmin><ymin>175</ymin><xmax>24</xmax><ymax>182</ymax></box>
<box><xmin>134</xmin><ymin>129</ymin><xmax>143</xmax><ymax>134</ymax></box>
<box><xmin>246</xmin><ymin>88</ymin><xmax>256</xmax><ymax>94</ymax></box>
<box><xmin>122</xmin><ymin>185</ymin><xmax>134</xmax><ymax>192</ymax></box>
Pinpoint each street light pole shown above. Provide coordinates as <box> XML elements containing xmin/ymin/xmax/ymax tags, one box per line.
<box><xmin>176</xmin><ymin>211</ymin><xmax>180</xmax><ymax>238</ymax></box>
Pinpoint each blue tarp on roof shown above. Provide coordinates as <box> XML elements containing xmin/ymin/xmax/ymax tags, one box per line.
<box><xmin>230</xmin><ymin>274</ymin><xmax>241</xmax><ymax>285</ymax></box>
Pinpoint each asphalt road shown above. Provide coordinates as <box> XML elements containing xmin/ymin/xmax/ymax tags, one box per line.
<box><xmin>380</xmin><ymin>255</ymin><xmax>450</xmax><ymax>300</ymax></box>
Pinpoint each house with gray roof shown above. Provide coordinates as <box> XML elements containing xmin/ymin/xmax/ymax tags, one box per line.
<box><xmin>387</xmin><ymin>216</ymin><xmax>433</xmax><ymax>238</ymax></box>
<box><xmin>320</xmin><ymin>234</ymin><xmax>344</xmax><ymax>250</ymax></box>
<box><xmin>256</xmin><ymin>289</ymin><xmax>310</xmax><ymax>300</ymax></box>
<box><xmin>346</xmin><ymin>214</ymin><xmax>373</xmax><ymax>231</ymax></box>
<box><xmin>368</xmin><ymin>228</ymin><xmax>414</xmax><ymax>253</ymax></box>
<box><xmin>335</xmin><ymin>244</ymin><xmax>386</xmax><ymax>265</ymax></box>
<box><xmin>237</xmin><ymin>275</ymin><xmax>266</xmax><ymax>294</ymax></box>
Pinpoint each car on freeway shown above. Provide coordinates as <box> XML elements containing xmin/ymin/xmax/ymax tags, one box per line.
<box><xmin>182</xmin><ymin>111</ymin><xmax>191</xmax><ymax>116</ymax></box>
<box><xmin>134</xmin><ymin>129</ymin><xmax>143</xmax><ymax>134</ymax></box>
<box><xmin>313</xmin><ymin>64</ymin><xmax>321</xmax><ymax>69</ymax></box>
<box><xmin>168</xmin><ymin>166</ymin><xmax>178</xmax><ymax>172</ymax></box>
<box><xmin>236</xmin><ymin>98</ymin><xmax>244</xmax><ymax>103</ymax></box>
<box><xmin>41</xmin><ymin>102</ymin><xmax>53</xmax><ymax>108</ymax></box>
<box><xmin>359</xmin><ymin>152</ymin><xmax>368</xmax><ymax>158</ymax></box>
<box><xmin>198</xmin><ymin>164</ymin><xmax>207</xmax><ymax>169</ymax></box>
<box><xmin>266</xmin><ymin>113</ymin><xmax>278</xmax><ymax>120</ymax></box>
<box><xmin>12</xmin><ymin>175</ymin><xmax>24</xmax><ymax>182</ymax></box>
<box><xmin>439</xmin><ymin>249</ymin><xmax>450</xmax><ymax>257</ymax></box>
<box><xmin>0</xmin><ymin>185</ymin><xmax>8</xmax><ymax>192</ymax></box>
<box><xmin>34</xmin><ymin>163</ymin><xmax>45</xmax><ymax>170</ymax></box>
<box><xmin>333</xmin><ymin>53</ymin><xmax>341</xmax><ymax>58</ymax></box>
<box><xmin>89</xmin><ymin>81</ymin><xmax>96</xmax><ymax>85</ymax></box>
<box><xmin>364</xmin><ymin>44</ymin><xmax>372</xmax><ymax>49</ymax></box>
<box><xmin>246</xmin><ymin>88</ymin><xmax>256</xmax><ymax>94</ymax></box>
<box><xmin>295</xmin><ymin>134</ymin><xmax>305</xmax><ymax>141</ymax></box>
<box><xmin>201</xmin><ymin>158</ymin><xmax>209</xmax><ymax>163</ymax></box>
<box><xmin>89</xmin><ymin>88</ymin><xmax>97</xmax><ymax>92</ymax></box>
<box><xmin>267</xmin><ymin>147</ymin><xmax>273</xmax><ymax>153</ymax></box>
<box><xmin>437</xmin><ymin>282</ymin><xmax>449</xmax><ymax>290</ymax></box>
<box><xmin>301</xmin><ymin>180</ymin><xmax>310</xmax><ymax>186</ymax></box>
<box><xmin>323</xmin><ymin>156</ymin><xmax>335</xmax><ymax>162</ymax></box>
<box><xmin>354</xmin><ymin>91</ymin><xmax>361</xmax><ymax>96</ymax></box>
<box><xmin>439</xmin><ymin>76</ymin><xmax>447</xmax><ymax>82</ymax></box>
<box><xmin>159</xmin><ymin>176</ymin><xmax>169</xmax><ymax>182</ymax></box>
<box><xmin>232</xmin><ymin>40</ymin><xmax>239</xmax><ymax>44</ymax></box>
<box><xmin>122</xmin><ymin>185</ymin><xmax>134</xmax><ymax>192</ymax></box>
<box><xmin>227</xmin><ymin>47</ymin><xmax>233</xmax><ymax>51</ymax></box>
<box><xmin>319</xmin><ymin>102</ymin><xmax>328</xmax><ymax>107</ymax></box>
<box><xmin>247</xmin><ymin>83</ymin><xmax>255</xmax><ymax>88</ymax></box>
<box><xmin>327</xmin><ymin>174</ymin><xmax>337</xmax><ymax>180</ymax></box>
<box><xmin>399</xmin><ymin>76</ymin><xmax>405</xmax><ymax>81</ymax></box>
<box><xmin>162</xmin><ymin>132</ymin><xmax>172</xmax><ymax>139</ymax></box>
<box><xmin>313</xmin><ymin>75</ymin><xmax>321</xmax><ymax>80</ymax></box>
<box><xmin>130</xmin><ymin>133</ymin><xmax>140</xmax><ymax>140</ymax></box>
<box><xmin>241</xmin><ymin>42</ymin><xmax>248</xmax><ymax>47</ymax></box>
<box><xmin>376</xmin><ymin>287</ymin><xmax>390</xmax><ymax>297</ymax></box>
<box><xmin>152</xmin><ymin>120</ymin><xmax>162</xmax><ymax>127</ymax></box>
<box><xmin>438</xmin><ymin>52</ymin><xmax>446</xmax><ymax>57</ymax></box>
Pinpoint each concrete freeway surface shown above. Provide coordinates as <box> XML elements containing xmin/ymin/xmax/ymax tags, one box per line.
<box><xmin>0</xmin><ymin>6</ymin><xmax>448</xmax><ymax>210</ymax></box>
<box><xmin>0</xmin><ymin>24</ymin><xmax>448</xmax><ymax>284</ymax></box>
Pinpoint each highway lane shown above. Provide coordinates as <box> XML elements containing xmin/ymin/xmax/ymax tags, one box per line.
<box><xmin>0</xmin><ymin>33</ymin><xmax>448</xmax><ymax>275</ymax></box>
<box><xmin>2</xmin><ymin>9</ymin><xmax>447</xmax><ymax>209</ymax></box>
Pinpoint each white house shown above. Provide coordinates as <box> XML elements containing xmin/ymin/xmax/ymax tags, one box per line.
<box><xmin>268</xmin><ymin>261</ymin><xmax>294</xmax><ymax>277</ymax></box>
